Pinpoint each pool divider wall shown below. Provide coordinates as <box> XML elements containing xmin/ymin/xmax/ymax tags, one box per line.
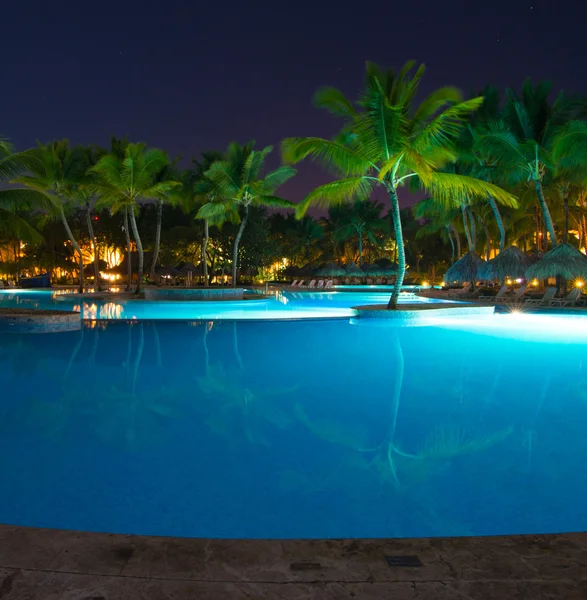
<box><xmin>144</xmin><ymin>288</ymin><xmax>245</xmax><ymax>301</ymax></box>
<box><xmin>0</xmin><ymin>308</ymin><xmax>82</xmax><ymax>333</ymax></box>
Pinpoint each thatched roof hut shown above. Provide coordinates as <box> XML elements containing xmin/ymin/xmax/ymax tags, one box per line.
<box><xmin>156</xmin><ymin>265</ymin><xmax>178</xmax><ymax>277</ymax></box>
<box><xmin>345</xmin><ymin>263</ymin><xmax>364</xmax><ymax>277</ymax></box>
<box><xmin>176</xmin><ymin>262</ymin><xmax>204</xmax><ymax>276</ymax></box>
<box><xmin>525</xmin><ymin>244</ymin><xmax>587</xmax><ymax>280</ymax></box>
<box><xmin>478</xmin><ymin>246</ymin><xmax>532</xmax><ymax>281</ymax></box>
<box><xmin>315</xmin><ymin>262</ymin><xmax>346</xmax><ymax>277</ymax></box>
<box><xmin>445</xmin><ymin>252</ymin><xmax>484</xmax><ymax>284</ymax></box>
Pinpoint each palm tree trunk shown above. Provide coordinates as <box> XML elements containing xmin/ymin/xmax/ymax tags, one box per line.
<box><xmin>128</xmin><ymin>207</ymin><xmax>144</xmax><ymax>295</ymax></box>
<box><xmin>461</xmin><ymin>205</ymin><xmax>472</xmax><ymax>251</ymax></box>
<box><xmin>59</xmin><ymin>205</ymin><xmax>83</xmax><ymax>293</ymax></box>
<box><xmin>202</xmin><ymin>219</ymin><xmax>209</xmax><ymax>287</ymax></box>
<box><xmin>466</xmin><ymin>207</ymin><xmax>477</xmax><ymax>251</ymax></box>
<box><xmin>487</xmin><ymin>196</ymin><xmax>505</xmax><ymax>252</ymax></box>
<box><xmin>534</xmin><ymin>206</ymin><xmax>541</xmax><ymax>252</ymax></box>
<box><xmin>150</xmin><ymin>198</ymin><xmax>163</xmax><ymax>281</ymax></box>
<box><xmin>232</xmin><ymin>205</ymin><xmax>249</xmax><ymax>287</ymax></box>
<box><xmin>446</xmin><ymin>226</ymin><xmax>455</xmax><ymax>265</ymax></box>
<box><xmin>86</xmin><ymin>203</ymin><xmax>101</xmax><ymax>292</ymax></box>
<box><xmin>534</xmin><ymin>180</ymin><xmax>557</xmax><ymax>247</ymax></box>
<box><xmin>582</xmin><ymin>214</ymin><xmax>587</xmax><ymax>252</ymax></box>
<box><xmin>479</xmin><ymin>216</ymin><xmax>491</xmax><ymax>261</ymax></box>
<box><xmin>450</xmin><ymin>223</ymin><xmax>461</xmax><ymax>258</ymax></box>
<box><xmin>563</xmin><ymin>190</ymin><xmax>569</xmax><ymax>245</ymax></box>
<box><xmin>123</xmin><ymin>206</ymin><xmax>132</xmax><ymax>292</ymax></box>
<box><xmin>386</xmin><ymin>186</ymin><xmax>406</xmax><ymax>309</ymax></box>
<box><xmin>358</xmin><ymin>229</ymin><xmax>363</xmax><ymax>266</ymax></box>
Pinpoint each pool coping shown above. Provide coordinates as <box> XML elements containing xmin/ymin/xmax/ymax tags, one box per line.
<box><xmin>0</xmin><ymin>523</ymin><xmax>586</xmax><ymax>598</ymax></box>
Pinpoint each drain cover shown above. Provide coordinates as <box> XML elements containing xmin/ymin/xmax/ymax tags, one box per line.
<box><xmin>385</xmin><ymin>555</ymin><xmax>423</xmax><ymax>567</ymax></box>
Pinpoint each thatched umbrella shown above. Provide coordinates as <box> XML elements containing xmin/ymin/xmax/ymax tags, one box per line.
<box><xmin>478</xmin><ymin>246</ymin><xmax>532</xmax><ymax>281</ymax></box>
<box><xmin>156</xmin><ymin>265</ymin><xmax>178</xmax><ymax>277</ymax></box>
<box><xmin>282</xmin><ymin>265</ymin><xmax>301</xmax><ymax>277</ymax></box>
<box><xmin>525</xmin><ymin>244</ymin><xmax>587</xmax><ymax>280</ymax></box>
<box><xmin>315</xmin><ymin>262</ymin><xmax>346</xmax><ymax>277</ymax></box>
<box><xmin>445</xmin><ymin>252</ymin><xmax>484</xmax><ymax>284</ymax></box>
<box><xmin>345</xmin><ymin>263</ymin><xmax>364</xmax><ymax>277</ymax></box>
<box><xmin>527</xmin><ymin>251</ymin><xmax>544</xmax><ymax>265</ymax></box>
<box><xmin>298</xmin><ymin>263</ymin><xmax>316</xmax><ymax>276</ymax></box>
<box><xmin>176</xmin><ymin>262</ymin><xmax>204</xmax><ymax>276</ymax></box>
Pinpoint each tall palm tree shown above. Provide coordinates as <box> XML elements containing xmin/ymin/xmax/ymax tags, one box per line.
<box><xmin>0</xmin><ymin>138</ymin><xmax>52</xmax><ymax>243</ymax></box>
<box><xmin>329</xmin><ymin>200</ymin><xmax>387</xmax><ymax>265</ymax></box>
<box><xmin>476</xmin><ymin>80</ymin><xmax>582</xmax><ymax>250</ymax></box>
<box><xmin>91</xmin><ymin>143</ymin><xmax>178</xmax><ymax>294</ymax></box>
<box><xmin>188</xmin><ymin>151</ymin><xmax>226</xmax><ymax>286</ymax></box>
<box><xmin>16</xmin><ymin>140</ymin><xmax>88</xmax><ymax>292</ymax></box>
<box><xmin>149</xmin><ymin>159</ymin><xmax>181</xmax><ymax>280</ymax></box>
<box><xmin>197</xmin><ymin>142</ymin><xmax>296</xmax><ymax>287</ymax></box>
<box><xmin>282</xmin><ymin>61</ymin><xmax>516</xmax><ymax>308</ymax></box>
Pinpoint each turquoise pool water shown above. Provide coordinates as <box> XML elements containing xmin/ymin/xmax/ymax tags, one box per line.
<box><xmin>0</xmin><ymin>289</ymin><xmax>449</xmax><ymax>320</ymax></box>
<box><xmin>1</xmin><ymin>312</ymin><xmax>587</xmax><ymax>539</ymax></box>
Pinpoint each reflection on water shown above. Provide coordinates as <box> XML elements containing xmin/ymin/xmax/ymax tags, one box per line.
<box><xmin>0</xmin><ymin>317</ymin><xmax>586</xmax><ymax>539</ymax></box>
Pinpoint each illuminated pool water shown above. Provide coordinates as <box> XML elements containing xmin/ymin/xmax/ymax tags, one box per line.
<box><xmin>0</xmin><ymin>289</ymin><xmax>450</xmax><ymax>320</ymax></box>
<box><xmin>1</xmin><ymin>313</ymin><xmax>587</xmax><ymax>539</ymax></box>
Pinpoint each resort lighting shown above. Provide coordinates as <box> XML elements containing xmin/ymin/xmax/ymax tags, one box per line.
<box><xmin>515</xmin><ymin>278</ymin><xmax>522</xmax><ymax>283</ymax></box>
<box><xmin>506</xmin><ymin>278</ymin><xmax>512</xmax><ymax>285</ymax></box>
<box><xmin>576</xmin><ymin>280</ymin><xmax>584</xmax><ymax>288</ymax></box>
<box><xmin>532</xmin><ymin>279</ymin><xmax>539</xmax><ymax>286</ymax></box>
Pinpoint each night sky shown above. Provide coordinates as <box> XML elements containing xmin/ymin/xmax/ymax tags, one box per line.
<box><xmin>3</xmin><ymin>0</ymin><xmax>587</xmax><ymax>209</ymax></box>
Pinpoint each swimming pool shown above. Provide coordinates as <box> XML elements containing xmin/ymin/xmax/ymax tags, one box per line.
<box><xmin>0</xmin><ymin>289</ymin><xmax>450</xmax><ymax>320</ymax></box>
<box><xmin>1</xmin><ymin>313</ymin><xmax>586</xmax><ymax>539</ymax></box>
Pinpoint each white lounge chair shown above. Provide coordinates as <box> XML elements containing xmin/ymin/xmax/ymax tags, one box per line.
<box><xmin>479</xmin><ymin>285</ymin><xmax>509</xmax><ymax>302</ymax></box>
<box><xmin>316</xmin><ymin>280</ymin><xmax>324</xmax><ymax>288</ymax></box>
<box><xmin>447</xmin><ymin>284</ymin><xmax>472</xmax><ymax>298</ymax></box>
<box><xmin>0</xmin><ymin>281</ymin><xmax>4</xmax><ymax>289</ymax></box>
<box><xmin>308</xmin><ymin>280</ymin><xmax>316</xmax><ymax>288</ymax></box>
<box><xmin>290</xmin><ymin>279</ymin><xmax>299</xmax><ymax>287</ymax></box>
<box><xmin>525</xmin><ymin>287</ymin><xmax>557</xmax><ymax>306</ymax></box>
<box><xmin>325</xmin><ymin>280</ymin><xmax>334</xmax><ymax>288</ymax></box>
<box><xmin>550</xmin><ymin>287</ymin><xmax>582</xmax><ymax>307</ymax></box>
<box><xmin>505</xmin><ymin>284</ymin><xmax>527</xmax><ymax>303</ymax></box>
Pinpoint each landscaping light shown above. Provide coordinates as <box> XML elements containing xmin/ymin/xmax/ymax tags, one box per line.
<box><xmin>532</xmin><ymin>279</ymin><xmax>539</xmax><ymax>286</ymax></box>
<box><xmin>576</xmin><ymin>280</ymin><xmax>584</xmax><ymax>288</ymax></box>
<box><xmin>506</xmin><ymin>278</ymin><xmax>512</xmax><ymax>285</ymax></box>
<box><xmin>515</xmin><ymin>278</ymin><xmax>522</xmax><ymax>283</ymax></box>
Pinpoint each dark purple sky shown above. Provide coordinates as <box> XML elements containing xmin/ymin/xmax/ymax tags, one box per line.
<box><xmin>3</xmin><ymin>0</ymin><xmax>587</xmax><ymax>210</ymax></box>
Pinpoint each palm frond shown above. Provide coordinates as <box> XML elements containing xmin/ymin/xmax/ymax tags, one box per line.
<box><xmin>295</xmin><ymin>177</ymin><xmax>376</xmax><ymax>217</ymax></box>
<box><xmin>282</xmin><ymin>137</ymin><xmax>372</xmax><ymax>176</ymax></box>
<box><xmin>0</xmin><ymin>208</ymin><xmax>44</xmax><ymax>242</ymax></box>
<box><xmin>314</xmin><ymin>87</ymin><xmax>357</xmax><ymax>118</ymax></box>
<box><xmin>256</xmin><ymin>195</ymin><xmax>295</xmax><ymax>209</ymax></box>
<box><xmin>426</xmin><ymin>172</ymin><xmax>517</xmax><ymax>208</ymax></box>
<box><xmin>411</xmin><ymin>87</ymin><xmax>464</xmax><ymax>127</ymax></box>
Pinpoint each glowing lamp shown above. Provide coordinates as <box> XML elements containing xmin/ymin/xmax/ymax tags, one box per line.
<box><xmin>576</xmin><ymin>280</ymin><xmax>584</xmax><ymax>288</ymax></box>
<box><xmin>506</xmin><ymin>278</ymin><xmax>513</xmax><ymax>285</ymax></box>
<box><xmin>515</xmin><ymin>278</ymin><xmax>522</xmax><ymax>283</ymax></box>
<box><xmin>532</xmin><ymin>279</ymin><xmax>539</xmax><ymax>286</ymax></box>
<box><xmin>421</xmin><ymin>281</ymin><xmax>429</xmax><ymax>287</ymax></box>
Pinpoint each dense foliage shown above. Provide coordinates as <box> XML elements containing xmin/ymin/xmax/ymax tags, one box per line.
<box><xmin>2</xmin><ymin>63</ymin><xmax>587</xmax><ymax>300</ymax></box>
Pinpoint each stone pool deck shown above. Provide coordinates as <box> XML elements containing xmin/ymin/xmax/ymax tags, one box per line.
<box><xmin>0</xmin><ymin>525</ymin><xmax>586</xmax><ymax>599</ymax></box>
<box><xmin>0</xmin><ymin>308</ymin><xmax>81</xmax><ymax>333</ymax></box>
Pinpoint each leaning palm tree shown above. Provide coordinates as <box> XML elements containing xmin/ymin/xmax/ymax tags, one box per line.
<box><xmin>91</xmin><ymin>143</ymin><xmax>178</xmax><ymax>294</ymax></box>
<box><xmin>197</xmin><ymin>142</ymin><xmax>296</xmax><ymax>287</ymax></box>
<box><xmin>16</xmin><ymin>140</ymin><xmax>88</xmax><ymax>292</ymax></box>
<box><xmin>282</xmin><ymin>61</ymin><xmax>516</xmax><ymax>308</ymax></box>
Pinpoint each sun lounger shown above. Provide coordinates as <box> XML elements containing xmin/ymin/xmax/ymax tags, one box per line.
<box><xmin>290</xmin><ymin>279</ymin><xmax>299</xmax><ymax>287</ymax></box>
<box><xmin>549</xmin><ymin>287</ymin><xmax>582</xmax><ymax>307</ymax></box>
<box><xmin>297</xmin><ymin>280</ymin><xmax>306</xmax><ymax>288</ymax></box>
<box><xmin>325</xmin><ymin>280</ymin><xmax>333</xmax><ymax>288</ymax></box>
<box><xmin>0</xmin><ymin>281</ymin><xmax>4</xmax><ymax>289</ymax></box>
<box><xmin>479</xmin><ymin>285</ymin><xmax>509</xmax><ymax>302</ymax></box>
<box><xmin>504</xmin><ymin>284</ymin><xmax>527</xmax><ymax>303</ymax></box>
<box><xmin>308</xmin><ymin>280</ymin><xmax>316</xmax><ymax>288</ymax></box>
<box><xmin>525</xmin><ymin>287</ymin><xmax>557</xmax><ymax>306</ymax></box>
<box><xmin>447</xmin><ymin>284</ymin><xmax>472</xmax><ymax>298</ymax></box>
<box><xmin>316</xmin><ymin>280</ymin><xmax>324</xmax><ymax>288</ymax></box>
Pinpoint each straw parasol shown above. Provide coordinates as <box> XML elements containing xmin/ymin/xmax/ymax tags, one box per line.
<box><xmin>478</xmin><ymin>246</ymin><xmax>532</xmax><ymax>281</ymax></box>
<box><xmin>525</xmin><ymin>244</ymin><xmax>587</xmax><ymax>280</ymax></box>
<box><xmin>345</xmin><ymin>262</ymin><xmax>364</xmax><ymax>277</ymax></box>
<box><xmin>315</xmin><ymin>262</ymin><xmax>346</xmax><ymax>277</ymax></box>
<box><xmin>176</xmin><ymin>261</ymin><xmax>204</xmax><ymax>276</ymax></box>
<box><xmin>445</xmin><ymin>252</ymin><xmax>484</xmax><ymax>284</ymax></box>
<box><xmin>155</xmin><ymin>265</ymin><xmax>178</xmax><ymax>277</ymax></box>
<box><xmin>282</xmin><ymin>265</ymin><xmax>301</xmax><ymax>277</ymax></box>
